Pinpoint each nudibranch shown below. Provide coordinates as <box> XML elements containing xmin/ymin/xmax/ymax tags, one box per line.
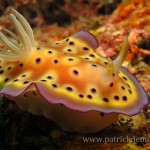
<box><xmin>0</xmin><ymin>10</ymin><xmax>149</xmax><ymax>133</ymax></box>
